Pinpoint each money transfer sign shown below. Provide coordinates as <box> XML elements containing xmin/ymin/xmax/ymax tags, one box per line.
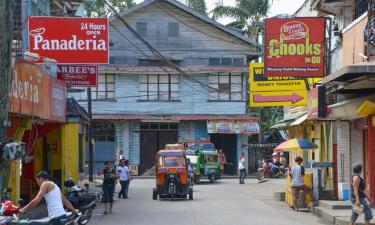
<box><xmin>264</xmin><ymin>17</ymin><xmax>325</xmax><ymax>77</ymax></box>
<box><xmin>29</xmin><ymin>17</ymin><xmax>109</xmax><ymax>64</ymax></box>
<box><xmin>250</xmin><ymin>63</ymin><xmax>307</xmax><ymax>107</ymax></box>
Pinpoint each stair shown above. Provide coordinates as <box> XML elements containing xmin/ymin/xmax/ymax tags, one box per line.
<box><xmin>312</xmin><ymin>200</ymin><xmax>375</xmax><ymax>225</ymax></box>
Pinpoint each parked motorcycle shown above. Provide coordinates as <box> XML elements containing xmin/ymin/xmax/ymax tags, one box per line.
<box><xmin>256</xmin><ymin>160</ymin><xmax>289</xmax><ymax>181</ymax></box>
<box><xmin>64</xmin><ymin>178</ymin><xmax>96</xmax><ymax>225</ymax></box>
<box><xmin>0</xmin><ymin>199</ymin><xmax>84</xmax><ymax>225</ymax></box>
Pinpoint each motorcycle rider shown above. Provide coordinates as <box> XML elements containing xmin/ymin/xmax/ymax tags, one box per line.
<box><xmin>270</xmin><ymin>153</ymin><xmax>280</xmax><ymax>177</ymax></box>
<box><xmin>19</xmin><ymin>171</ymin><xmax>79</xmax><ymax>225</ymax></box>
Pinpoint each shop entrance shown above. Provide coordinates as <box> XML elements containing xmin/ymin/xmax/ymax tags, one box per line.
<box><xmin>210</xmin><ymin>134</ymin><xmax>237</xmax><ymax>175</ymax></box>
<box><xmin>139</xmin><ymin>123</ymin><xmax>178</xmax><ymax>174</ymax></box>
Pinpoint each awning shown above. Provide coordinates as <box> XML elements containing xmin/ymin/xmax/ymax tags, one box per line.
<box><xmin>323</xmin><ymin>63</ymin><xmax>375</xmax><ymax>84</ymax></box>
<box><xmin>270</xmin><ymin>112</ymin><xmax>306</xmax><ymax>129</ymax></box>
<box><xmin>356</xmin><ymin>100</ymin><xmax>375</xmax><ymax>117</ymax></box>
<box><xmin>290</xmin><ymin>114</ymin><xmax>307</xmax><ymax>126</ymax></box>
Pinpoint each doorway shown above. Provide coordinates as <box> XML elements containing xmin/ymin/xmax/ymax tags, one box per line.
<box><xmin>139</xmin><ymin>123</ymin><xmax>178</xmax><ymax>174</ymax></box>
<box><xmin>210</xmin><ymin>134</ymin><xmax>237</xmax><ymax>175</ymax></box>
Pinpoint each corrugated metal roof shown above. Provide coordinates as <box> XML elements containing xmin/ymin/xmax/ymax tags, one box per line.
<box><xmin>110</xmin><ymin>0</ymin><xmax>260</xmax><ymax>49</ymax></box>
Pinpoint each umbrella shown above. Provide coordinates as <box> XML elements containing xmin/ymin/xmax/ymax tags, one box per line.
<box><xmin>274</xmin><ymin>138</ymin><xmax>317</xmax><ymax>152</ymax></box>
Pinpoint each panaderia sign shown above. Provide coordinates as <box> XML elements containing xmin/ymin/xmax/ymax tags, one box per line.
<box><xmin>9</xmin><ymin>60</ymin><xmax>66</xmax><ymax>122</ymax></box>
<box><xmin>264</xmin><ymin>17</ymin><xmax>325</xmax><ymax>77</ymax></box>
<box><xmin>28</xmin><ymin>17</ymin><xmax>109</xmax><ymax>64</ymax></box>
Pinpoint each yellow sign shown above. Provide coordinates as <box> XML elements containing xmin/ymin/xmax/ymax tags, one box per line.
<box><xmin>130</xmin><ymin>165</ymin><xmax>138</xmax><ymax>176</ymax></box>
<box><xmin>250</xmin><ymin>63</ymin><xmax>309</xmax><ymax>107</ymax></box>
<box><xmin>250</xmin><ymin>90</ymin><xmax>308</xmax><ymax>107</ymax></box>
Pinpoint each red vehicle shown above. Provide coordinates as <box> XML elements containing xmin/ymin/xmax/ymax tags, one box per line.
<box><xmin>256</xmin><ymin>159</ymin><xmax>289</xmax><ymax>181</ymax></box>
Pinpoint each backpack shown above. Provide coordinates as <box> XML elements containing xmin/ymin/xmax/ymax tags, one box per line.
<box><xmin>104</xmin><ymin>170</ymin><xmax>115</xmax><ymax>184</ymax></box>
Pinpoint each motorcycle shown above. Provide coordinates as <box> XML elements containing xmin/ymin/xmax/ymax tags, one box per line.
<box><xmin>256</xmin><ymin>160</ymin><xmax>289</xmax><ymax>181</ymax></box>
<box><xmin>64</xmin><ymin>178</ymin><xmax>96</xmax><ymax>225</ymax></box>
<box><xmin>0</xmin><ymin>199</ymin><xmax>84</xmax><ymax>225</ymax></box>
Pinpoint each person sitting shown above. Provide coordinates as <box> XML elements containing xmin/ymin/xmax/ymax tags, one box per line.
<box><xmin>270</xmin><ymin>153</ymin><xmax>280</xmax><ymax>177</ymax></box>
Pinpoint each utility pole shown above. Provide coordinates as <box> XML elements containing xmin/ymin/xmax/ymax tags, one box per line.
<box><xmin>0</xmin><ymin>0</ymin><xmax>14</xmax><ymax>144</ymax></box>
<box><xmin>87</xmin><ymin>88</ymin><xmax>94</xmax><ymax>181</ymax></box>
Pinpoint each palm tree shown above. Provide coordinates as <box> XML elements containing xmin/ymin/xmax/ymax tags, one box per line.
<box><xmin>180</xmin><ymin>0</ymin><xmax>208</xmax><ymax>16</ymax></box>
<box><xmin>212</xmin><ymin>0</ymin><xmax>271</xmax><ymax>40</ymax></box>
<box><xmin>85</xmin><ymin>0</ymin><xmax>136</xmax><ymax>17</ymax></box>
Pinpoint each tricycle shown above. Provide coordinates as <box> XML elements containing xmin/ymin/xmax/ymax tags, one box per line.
<box><xmin>186</xmin><ymin>148</ymin><xmax>221</xmax><ymax>184</ymax></box>
<box><xmin>153</xmin><ymin>150</ymin><xmax>193</xmax><ymax>201</ymax></box>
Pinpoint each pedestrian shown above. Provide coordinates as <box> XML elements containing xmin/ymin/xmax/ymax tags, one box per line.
<box><xmin>350</xmin><ymin>163</ymin><xmax>373</xmax><ymax>225</ymax></box>
<box><xmin>290</xmin><ymin>156</ymin><xmax>317</xmax><ymax>210</ymax></box>
<box><xmin>187</xmin><ymin>158</ymin><xmax>194</xmax><ymax>185</ymax></box>
<box><xmin>270</xmin><ymin>152</ymin><xmax>280</xmax><ymax>177</ymax></box>
<box><xmin>117</xmin><ymin>159</ymin><xmax>130</xmax><ymax>199</ymax></box>
<box><xmin>99</xmin><ymin>161</ymin><xmax>119</xmax><ymax>214</ymax></box>
<box><xmin>238</xmin><ymin>152</ymin><xmax>247</xmax><ymax>184</ymax></box>
<box><xmin>218</xmin><ymin>149</ymin><xmax>226</xmax><ymax>174</ymax></box>
<box><xmin>124</xmin><ymin>160</ymin><xmax>131</xmax><ymax>198</ymax></box>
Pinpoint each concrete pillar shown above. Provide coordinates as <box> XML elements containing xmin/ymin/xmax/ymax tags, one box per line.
<box><xmin>61</xmin><ymin>123</ymin><xmax>79</xmax><ymax>184</ymax></box>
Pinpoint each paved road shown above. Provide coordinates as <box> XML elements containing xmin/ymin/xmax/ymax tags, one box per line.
<box><xmin>90</xmin><ymin>178</ymin><xmax>325</xmax><ymax>225</ymax></box>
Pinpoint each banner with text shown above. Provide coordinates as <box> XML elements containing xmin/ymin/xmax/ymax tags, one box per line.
<box><xmin>57</xmin><ymin>65</ymin><xmax>98</xmax><ymax>87</ymax></box>
<box><xmin>29</xmin><ymin>17</ymin><xmax>109</xmax><ymax>64</ymax></box>
<box><xmin>264</xmin><ymin>17</ymin><xmax>325</xmax><ymax>77</ymax></box>
<box><xmin>207</xmin><ymin>121</ymin><xmax>259</xmax><ymax>134</ymax></box>
<box><xmin>9</xmin><ymin>60</ymin><xmax>66</xmax><ymax>122</ymax></box>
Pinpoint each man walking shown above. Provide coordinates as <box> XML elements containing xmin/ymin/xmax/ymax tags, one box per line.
<box><xmin>238</xmin><ymin>152</ymin><xmax>247</xmax><ymax>184</ymax></box>
<box><xmin>117</xmin><ymin>159</ymin><xmax>130</xmax><ymax>199</ymax></box>
<box><xmin>290</xmin><ymin>156</ymin><xmax>317</xmax><ymax>210</ymax></box>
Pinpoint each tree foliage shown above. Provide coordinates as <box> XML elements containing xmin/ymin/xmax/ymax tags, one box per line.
<box><xmin>212</xmin><ymin>0</ymin><xmax>271</xmax><ymax>40</ymax></box>
<box><xmin>180</xmin><ymin>0</ymin><xmax>208</xmax><ymax>16</ymax></box>
<box><xmin>85</xmin><ymin>0</ymin><xmax>136</xmax><ymax>17</ymax></box>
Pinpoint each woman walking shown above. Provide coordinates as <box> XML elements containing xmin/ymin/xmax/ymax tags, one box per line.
<box><xmin>99</xmin><ymin>161</ymin><xmax>119</xmax><ymax>214</ymax></box>
<box><xmin>350</xmin><ymin>164</ymin><xmax>373</xmax><ymax>225</ymax></box>
<box><xmin>238</xmin><ymin>152</ymin><xmax>247</xmax><ymax>184</ymax></box>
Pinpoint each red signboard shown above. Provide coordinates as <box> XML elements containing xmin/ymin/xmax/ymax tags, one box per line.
<box><xmin>264</xmin><ymin>17</ymin><xmax>325</xmax><ymax>77</ymax></box>
<box><xmin>9</xmin><ymin>60</ymin><xmax>66</xmax><ymax>122</ymax></box>
<box><xmin>28</xmin><ymin>17</ymin><xmax>109</xmax><ymax>64</ymax></box>
<box><xmin>57</xmin><ymin>65</ymin><xmax>98</xmax><ymax>87</ymax></box>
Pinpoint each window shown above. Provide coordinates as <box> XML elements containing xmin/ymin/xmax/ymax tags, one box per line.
<box><xmin>136</xmin><ymin>22</ymin><xmax>147</xmax><ymax>37</ymax></box>
<box><xmin>209</xmin><ymin>58</ymin><xmax>220</xmax><ymax>66</ymax></box>
<box><xmin>139</xmin><ymin>74</ymin><xmax>180</xmax><ymax>101</ymax></box>
<box><xmin>354</xmin><ymin>0</ymin><xmax>369</xmax><ymax>20</ymax></box>
<box><xmin>92</xmin><ymin>74</ymin><xmax>115</xmax><ymax>100</ymax></box>
<box><xmin>168</xmin><ymin>23</ymin><xmax>179</xmax><ymax>37</ymax></box>
<box><xmin>91</xmin><ymin>122</ymin><xmax>115</xmax><ymax>142</ymax></box>
<box><xmin>233</xmin><ymin>58</ymin><xmax>245</xmax><ymax>66</ymax></box>
<box><xmin>221</xmin><ymin>58</ymin><xmax>232</xmax><ymax>66</ymax></box>
<box><xmin>208</xmin><ymin>73</ymin><xmax>244</xmax><ymax>101</ymax></box>
<box><xmin>138</xmin><ymin>59</ymin><xmax>181</xmax><ymax>66</ymax></box>
<box><xmin>208</xmin><ymin>57</ymin><xmax>245</xmax><ymax>66</ymax></box>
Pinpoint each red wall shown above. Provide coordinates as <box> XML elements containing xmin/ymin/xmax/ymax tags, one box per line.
<box><xmin>367</xmin><ymin>116</ymin><xmax>375</xmax><ymax>205</ymax></box>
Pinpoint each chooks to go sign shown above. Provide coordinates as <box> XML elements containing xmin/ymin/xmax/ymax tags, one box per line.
<box><xmin>264</xmin><ymin>17</ymin><xmax>325</xmax><ymax>77</ymax></box>
<box><xmin>249</xmin><ymin>63</ymin><xmax>308</xmax><ymax>107</ymax></box>
<box><xmin>28</xmin><ymin>17</ymin><xmax>109</xmax><ymax>64</ymax></box>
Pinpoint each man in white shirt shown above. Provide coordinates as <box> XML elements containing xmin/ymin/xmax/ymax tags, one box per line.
<box><xmin>238</xmin><ymin>152</ymin><xmax>247</xmax><ymax>184</ymax></box>
<box><xmin>117</xmin><ymin>159</ymin><xmax>130</xmax><ymax>199</ymax></box>
<box><xmin>290</xmin><ymin>156</ymin><xmax>317</xmax><ymax>210</ymax></box>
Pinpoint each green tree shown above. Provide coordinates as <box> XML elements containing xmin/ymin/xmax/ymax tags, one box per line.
<box><xmin>180</xmin><ymin>0</ymin><xmax>208</xmax><ymax>16</ymax></box>
<box><xmin>85</xmin><ymin>0</ymin><xmax>136</xmax><ymax>17</ymax></box>
<box><xmin>212</xmin><ymin>0</ymin><xmax>271</xmax><ymax>40</ymax></box>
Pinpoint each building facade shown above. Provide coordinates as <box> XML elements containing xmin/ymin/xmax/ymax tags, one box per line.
<box><xmin>71</xmin><ymin>0</ymin><xmax>260</xmax><ymax>175</ymax></box>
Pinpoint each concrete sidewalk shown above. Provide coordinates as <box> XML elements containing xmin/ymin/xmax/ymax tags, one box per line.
<box><xmin>311</xmin><ymin>200</ymin><xmax>375</xmax><ymax>225</ymax></box>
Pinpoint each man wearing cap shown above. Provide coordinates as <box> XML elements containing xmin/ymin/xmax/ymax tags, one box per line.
<box><xmin>290</xmin><ymin>157</ymin><xmax>317</xmax><ymax>210</ymax></box>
